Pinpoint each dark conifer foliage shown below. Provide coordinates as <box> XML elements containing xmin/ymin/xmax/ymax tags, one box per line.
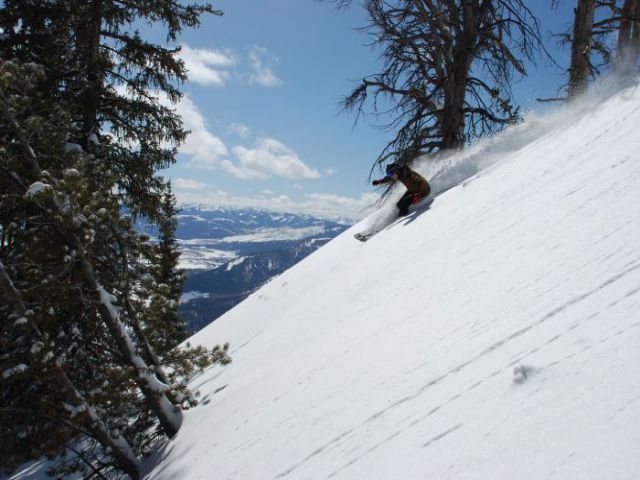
<box><xmin>145</xmin><ymin>183</ymin><xmax>189</xmax><ymax>353</ymax></box>
<box><xmin>0</xmin><ymin>1</ymin><xmax>230</xmax><ymax>478</ymax></box>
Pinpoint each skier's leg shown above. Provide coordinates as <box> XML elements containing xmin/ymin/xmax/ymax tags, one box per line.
<box><xmin>397</xmin><ymin>193</ymin><xmax>413</xmax><ymax>216</ymax></box>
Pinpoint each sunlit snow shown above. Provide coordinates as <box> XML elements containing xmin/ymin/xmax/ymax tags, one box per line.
<box><xmin>146</xmin><ymin>81</ymin><xmax>640</xmax><ymax>480</ymax></box>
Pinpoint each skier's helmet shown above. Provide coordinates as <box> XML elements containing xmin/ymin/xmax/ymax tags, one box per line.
<box><xmin>385</xmin><ymin>162</ymin><xmax>399</xmax><ymax>175</ymax></box>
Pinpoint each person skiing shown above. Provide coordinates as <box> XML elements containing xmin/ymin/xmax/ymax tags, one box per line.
<box><xmin>372</xmin><ymin>162</ymin><xmax>431</xmax><ymax>216</ymax></box>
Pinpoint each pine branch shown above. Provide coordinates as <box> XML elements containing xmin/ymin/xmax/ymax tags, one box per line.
<box><xmin>0</xmin><ymin>83</ymin><xmax>182</xmax><ymax>439</ymax></box>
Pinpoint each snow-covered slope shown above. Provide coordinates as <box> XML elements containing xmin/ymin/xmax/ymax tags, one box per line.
<box><xmin>147</xmin><ymin>83</ymin><xmax>640</xmax><ymax>480</ymax></box>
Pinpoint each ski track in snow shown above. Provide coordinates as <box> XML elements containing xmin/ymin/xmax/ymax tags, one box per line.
<box><xmin>13</xmin><ymin>83</ymin><xmax>640</xmax><ymax>480</ymax></box>
<box><xmin>141</xmin><ymin>81</ymin><xmax>640</xmax><ymax>480</ymax></box>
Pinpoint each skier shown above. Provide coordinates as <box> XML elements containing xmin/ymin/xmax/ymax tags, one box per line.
<box><xmin>372</xmin><ymin>162</ymin><xmax>431</xmax><ymax>217</ymax></box>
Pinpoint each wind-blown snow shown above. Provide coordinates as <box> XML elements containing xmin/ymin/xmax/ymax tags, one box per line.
<box><xmin>176</xmin><ymin>241</ymin><xmax>237</xmax><ymax>270</ymax></box>
<box><xmin>144</xmin><ymin>81</ymin><xmax>640</xmax><ymax>480</ymax></box>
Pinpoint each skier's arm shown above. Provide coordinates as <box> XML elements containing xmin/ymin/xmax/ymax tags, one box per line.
<box><xmin>372</xmin><ymin>176</ymin><xmax>393</xmax><ymax>186</ymax></box>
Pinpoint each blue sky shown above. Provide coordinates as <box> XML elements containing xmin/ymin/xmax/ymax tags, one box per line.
<box><xmin>157</xmin><ymin>0</ymin><xmax>576</xmax><ymax>220</ymax></box>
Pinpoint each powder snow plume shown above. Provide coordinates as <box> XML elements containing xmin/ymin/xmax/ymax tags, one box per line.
<box><xmin>359</xmin><ymin>73</ymin><xmax>640</xmax><ymax>235</ymax></box>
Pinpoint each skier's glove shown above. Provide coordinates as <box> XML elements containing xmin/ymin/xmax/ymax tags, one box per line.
<box><xmin>372</xmin><ymin>180</ymin><xmax>381</xmax><ymax>186</ymax></box>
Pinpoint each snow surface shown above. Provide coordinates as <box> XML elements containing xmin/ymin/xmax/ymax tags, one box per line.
<box><xmin>176</xmin><ymin>241</ymin><xmax>237</xmax><ymax>270</ymax></box>
<box><xmin>226</xmin><ymin>256</ymin><xmax>247</xmax><ymax>271</ymax></box>
<box><xmin>179</xmin><ymin>291</ymin><xmax>211</xmax><ymax>304</ymax></box>
<box><xmin>24</xmin><ymin>181</ymin><xmax>51</xmax><ymax>198</ymax></box>
<box><xmin>145</xmin><ymin>82</ymin><xmax>640</xmax><ymax>480</ymax></box>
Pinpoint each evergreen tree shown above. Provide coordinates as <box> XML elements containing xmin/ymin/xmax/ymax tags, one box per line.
<box><xmin>0</xmin><ymin>60</ymin><xmax>141</xmax><ymax>478</ymax></box>
<box><xmin>145</xmin><ymin>183</ymin><xmax>188</xmax><ymax>354</ymax></box>
<box><xmin>0</xmin><ymin>0</ymin><xmax>231</xmax><ymax>477</ymax></box>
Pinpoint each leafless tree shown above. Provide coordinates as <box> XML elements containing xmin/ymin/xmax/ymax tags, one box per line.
<box><xmin>614</xmin><ymin>0</ymin><xmax>640</xmax><ymax>69</ymax></box>
<box><xmin>567</xmin><ymin>0</ymin><xmax>598</xmax><ymax>97</ymax></box>
<box><xmin>555</xmin><ymin>0</ymin><xmax>640</xmax><ymax>98</ymax></box>
<box><xmin>332</xmin><ymin>0</ymin><xmax>546</xmax><ymax>169</ymax></box>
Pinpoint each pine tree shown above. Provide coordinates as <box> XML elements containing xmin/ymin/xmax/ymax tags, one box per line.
<box><xmin>0</xmin><ymin>60</ymin><xmax>140</xmax><ymax>478</ymax></box>
<box><xmin>0</xmin><ymin>0</ymin><xmax>231</xmax><ymax>477</ymax></box>
<box><xmin>146</xmin><ymin>183</ymin><xmax>188</xmax><ymax>354</ymax></box>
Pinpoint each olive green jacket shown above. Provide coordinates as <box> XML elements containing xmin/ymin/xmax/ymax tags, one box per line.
<box><xmin>377</xmin><ymin>169</ymin><xmax>431</xmax><ymax>195</ymax></box>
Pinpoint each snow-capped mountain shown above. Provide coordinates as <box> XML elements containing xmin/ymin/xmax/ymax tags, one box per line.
<box><xmin>143</xmin><ymin>81</ymin><xmax>640</xmax><ymax>479</ymax></box>
<box><xmin>172</xmin><ymin>208</ymin><xmax>347</xmax><ymax>271</ymax></box>
<box><xmin>167</xmin><ymin>208</ymin><xmax>349</xmax><ymax>331</ymax></box>
<box><xmin>175</xmin><ymin>208</ymin><xmax>348</xmax><ymax>240</ymax></box>
<box><xmin>179</xmin><ymin>236</ymin><xmax>336</xmax><ymax>332</ymax></box>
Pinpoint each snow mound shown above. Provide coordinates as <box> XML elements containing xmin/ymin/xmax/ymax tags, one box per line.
<box><xmin>147</xmin><ymin>82</ymin><xmax>640</xmax><ymax>480</ymax></box>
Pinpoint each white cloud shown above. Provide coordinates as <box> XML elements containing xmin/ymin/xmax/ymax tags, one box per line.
<box><xmin>178</xmin><ymin>44</ymin><xmax>281</xmax><ymax>88</ymax></box>
<box><xmin>229</xmin><ymin>138</ymin><xmax>320</xmax><ymax>180</ymax></box>
<box><xmin>174</xmin><ymin>189</ymin><xmax>379</xmax><ymax>222</ymax></box>
<box><xmin>154</xmin><ymin>88</ymin><xmax>316</xmax><ymax>181</ymax></box>
<box><xmin>174</xmin><ymin>178</ymin><xmax>207</xmax><ymax>190</ymax></box>
<box><xmin>246</xmin><ymin>47</ymin><xmax>282</xmax><ymax>87</ymax></box>
<box><xmin>228</xmin><ymin>122</ymin><xmax>252</xmax><ymax>138</ymax></box>
<box><xmin>175</xmin><ymin>94</ymin><xmax>229</xmax><ymax>169</ymax></box>
<box><xmin>172</xmin><ymin>97</ymin><xmax>317</xmax><ymax>180</ymax></box>
<box><xmin>324</xmin><ymin>168</ymin><xmax>337</xmax><ymax>176</ymax></box>
<box><xmin>303</xmin><ymin>192</ymin><xmax>380</xmax><ymax>219</ymax></box>
<box><xmin>179</xmin><ymin>44</ymin><xmax>235</xmax><ymax>86</ymax></box>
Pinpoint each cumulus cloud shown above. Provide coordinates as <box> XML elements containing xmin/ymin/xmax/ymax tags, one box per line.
<box><xmin>173</xmin><ymin>178</ymin><xmax>207</xmax><ymax>190</ymax></box>
<box><xmin>175</xmin><ymin>94</ymin><xmax>229</xmax><ymax>169</ymax></box>
<box><xmin>178</xmin><ymin>44</ymin><xmax>281</xmax><ymax>88</ymax></box>
<box><xmin>179</xmin><ymin>44</ymin><xmax>235</xmax><ymax>86</ymax></box>
<box><xmin>245</xmin><ymin>46</ymin><xmax>282</xmax><ymax>87</ymax></box>
<box><xmin>228</xmin><ymin>122</ymin><xmax>252</xmax><ymax>138</ymax></box>
<box><xmin>303</xmin><ymin>192</ymin><xmax>380</xmax><ymax>219</ymax></box>
<box><xmin>228</xmin><ymin>138</ymin><xmax>320</xmax><ymax>180</ymax></box>
<box><xmin>154</xmin><ymin>88</ymin><xmax>316</xmax><ymax>181</ymax></box>
<box><xmin>174</xmin><ymin>98</ymin><xmax>318</xmax><ymax>180</ymax></box>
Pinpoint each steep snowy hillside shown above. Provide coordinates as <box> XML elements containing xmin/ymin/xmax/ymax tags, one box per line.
<box><xmin>146</xmin><ymin>83</ymin><xmax>640</xmax><ymax>480</ymax></box>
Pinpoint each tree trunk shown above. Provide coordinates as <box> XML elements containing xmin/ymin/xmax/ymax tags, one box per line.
<box><xmin>441</xmin><ymin>74</ymin><xmax>468</xmax><ymax>150</ymax></box>
<box><xmin>78</xmin><ymin>0</ymin><xmax>104</xmax><ymax>148</ymax></box>
<box><xmin>633</xmin><ymin>1</ymin><xmax>640</xmax><ymax>60</ymax></box>
<box><xmin>0</xmin><ymin>86</ymin><xmax>183</xmax><ymax>438</ymax></box>
<box><xmin>615</xmin><ymin>0</ymin><xmax>640</xmax><ymax>71</ymax></box>
<box><xmin>0</xmin><ymin>263</ymin><xmax>141</xmax><ymax>479</ymax></box>
<box><xmin>568</xmin><ymin>0</ymin><xmax>596</xmax><ymax>97</ymax></box>
<box><xmin>441</xmin><ymin>0</ymin><xmax>476</xmax><ymax>150</ymax></box>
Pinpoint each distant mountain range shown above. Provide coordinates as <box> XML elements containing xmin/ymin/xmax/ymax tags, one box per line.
<box><xmin>156</xmin><ymin>207</ymin><xmax>350</xmax><ymax>332</ymax></box>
